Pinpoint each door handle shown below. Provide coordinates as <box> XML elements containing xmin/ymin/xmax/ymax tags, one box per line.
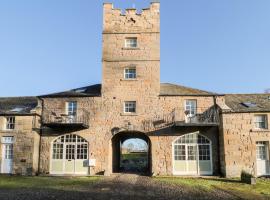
<box><xmin>68</xmin><ymin>159</ymin><xmax>72</xmax><ymax>161</ymax></box>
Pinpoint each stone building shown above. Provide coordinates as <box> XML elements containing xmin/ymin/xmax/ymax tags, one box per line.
<box><xmin>0</xmin><ymin>2</ymin><xmax>269</xmax><ymax>177</ymax></box>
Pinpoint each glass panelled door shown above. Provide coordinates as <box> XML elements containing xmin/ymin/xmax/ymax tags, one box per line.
<box><xmin>51</xmin><ymin>134</ymin><xmax>89</xmax><ymax>175</ymax></box>
<box><xmin>65</xmin><ymin>144</ymin><xmax>75</xmax><ymax>174</ymax></box>
<box><xmin>1</xmin><ymin>137</ymin><xmax>14</xmax><ymax>174</ymax></box>
<box><xmin>256</xmin><ymin>142</ymin><xmax>270</xmax><ymax>176</ymax></box>
<box><xmin>173</xmin><ymin>132</ymin><xmax>212</xmax><ymax>175</ymax></box>
<box><xmin>187</xmin><ymin>145</ymin><xmax>198</xmax><ymax>174</ymax></box>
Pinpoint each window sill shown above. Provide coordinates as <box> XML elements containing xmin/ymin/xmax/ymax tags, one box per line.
<box><xmin>121</xmin><ymin>113</ymin><xmax>138</xmax><ymax>116</ymax></box>
<box><xmin>120</xmin><ymin>79</ymin><xmax>138</xmax><ymax>81</ymax></box>
<box><xmin>251</xmin><ymin>129</ymin><xmax>270</xmax><ymax>132</ymax></box>
<box><xmin>122</xmin><ymin>47</ymin><xmax>140</xmax><ymax>50</ymax></box>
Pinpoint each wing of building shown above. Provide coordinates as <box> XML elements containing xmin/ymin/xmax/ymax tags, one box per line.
<box><xmin>0</xmin><ymin>2</ymin><xmax>269</xmax><ymax>178</ymax></box>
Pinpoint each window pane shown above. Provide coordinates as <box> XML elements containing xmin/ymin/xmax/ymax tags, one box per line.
<box><xmin>125</xmin><ymin>38</ymin><xmax>137</xmax><ymax>48</ymax></box>
<box><xmin>124</xmin><ymin>101</ymin><xmax>136</xmax><ymax>113</ymax></box>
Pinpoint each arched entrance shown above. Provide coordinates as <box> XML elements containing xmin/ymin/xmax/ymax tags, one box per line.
<box><xmin>112</xmin><ymin>132</ymin><xmax>151</xmax><ymax>174</ymax></box>
<box><xmin>173</xmin><ymin>132</ymin><xmax>213</xmax><ymax>175</ymax></box>
<box><xmin>50</xmin><ymin>134</ymin><xmax>89</xmax><ymax>175</ymax></box>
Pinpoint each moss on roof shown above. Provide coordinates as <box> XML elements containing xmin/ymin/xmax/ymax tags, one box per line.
<box><xmin>225</xmin><ymin>94</ymin><xmax>270</xmax><ymax>113</ymax></box>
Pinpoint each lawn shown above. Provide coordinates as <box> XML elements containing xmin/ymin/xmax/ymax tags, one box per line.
<box><xmin>0</xmin><ymin>175</ymin><xmax>100</xmax><ymax>190</ymax></box>
<box><xmin>155</xmin><ymin>177</ymin><xmax>270</xmax><ymax>200</ymax></box>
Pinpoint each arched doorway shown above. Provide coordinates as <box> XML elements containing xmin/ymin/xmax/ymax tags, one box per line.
<box><xmin>50</xmin><ymin>134</ymin><xmax>89</xmax><ymax>175</ymax></box>
<box><xmin>173</xmin><ymin>132</ymin><xmax>213</xmax><ymax>175</ymax></box>
<box><xmin>112</xmin><ymin>132</ymin><xmax>151</xmax><ymax>174</ymax></box>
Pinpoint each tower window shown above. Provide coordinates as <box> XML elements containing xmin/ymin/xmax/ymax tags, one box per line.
<box><xmin>125</xmin><ymin>38</ymin><xmax>137</xmax><ymax>48</ymax></box>
<box><xmin>124</xmin><ymin>68</ymin><xmax>136</xmax><ymax>79</ymax></box>
<box><xmin>124</xmin><ymin>101</ymin><xmax>136</xmax><ymax>113</ymax></box>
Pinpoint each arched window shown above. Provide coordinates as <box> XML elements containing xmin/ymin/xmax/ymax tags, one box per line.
<box><xmin>173</xmin><ymin>132</ymin><xmax>212</xmax><ymax>175</ymax></box>
<box><xmin>52</xmin><ymin>134</ymin><xmax>88</xmax><ymax>160</ymax></box>
<box><xmin>51</xmin><ymin>134</ymin><xmax>89</xmax><ymax>175</ymax></box>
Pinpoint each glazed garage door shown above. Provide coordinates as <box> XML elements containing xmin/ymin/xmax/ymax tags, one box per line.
<box><xmin>50</xmin><ymin>134</ymin><xmax>89</xmax><ymax>175</ymax></box>
<box><xmin>173</xmin><ymin>132</ymin><xmax>213</xmax><ymax>175</ymax></box>
<box><xmin>256</xmin><ymin>141</ymin><xmax>270</xmax><ymax>176</ymax></box>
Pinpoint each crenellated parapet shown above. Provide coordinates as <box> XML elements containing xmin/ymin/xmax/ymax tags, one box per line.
<box><xmin>103</xmin><ymin>2</ymin><xmax>160</xmax><ymax>33</ymax></box>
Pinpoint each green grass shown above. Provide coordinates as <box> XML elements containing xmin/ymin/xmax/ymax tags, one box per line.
<box><xmin>121</xmin><ymin>153</ymin><xmax>148</xmax><ymax>160</ymax></box>
<box><xmin>0</xmin><ymin>176</ymin><xmax>101</xmax><ymax>190</ymax></box>
<box><xmin>154</xmin><ymin>177</ymin><xmax>270</xmax><ymax>200</ymax></box>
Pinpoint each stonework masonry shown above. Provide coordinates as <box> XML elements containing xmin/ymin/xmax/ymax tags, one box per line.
<box><xmin>0</xmin><ymin>2</ymin><xmax>269</xmax><ymax>178</ymax></box>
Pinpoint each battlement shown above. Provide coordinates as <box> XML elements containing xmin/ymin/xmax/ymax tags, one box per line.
<box><xmin>103</xmin><ymin>2</ymin><xmax>160</xmax><ymax>16</ymax></box>
<box><xmin>103</xmin><ymin>2</ymin><xmax>160</xmax><ymax>33</ymax></box>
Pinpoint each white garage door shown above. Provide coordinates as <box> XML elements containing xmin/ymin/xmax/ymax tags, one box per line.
<box><xmin>50</xmin><ymin>134</ymin><xmax>89</xmax><ymax>175</ymax></box>
<box><xmin>173</xmin><ymin>132</ymin><xmax>213</xmax><ymax>175</ymax></box>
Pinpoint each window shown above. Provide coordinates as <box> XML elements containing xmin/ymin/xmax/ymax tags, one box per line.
<box><xmin>52</xmin><ymin>134</ymin><xmax>88</xmax><ymax>160</ymax></box>
<box><xmin>125</xmin><ymin>38</ymin><xmax>137</xmax><ymax>48</ymax></box>
<box><xmin>4</xmin><ymin>144</ymin><xmax>13</xmax><ymax>159</ymax></box>
<box><xmin>124</xmin><ymin>101</ymin><xmax>136</xmax><ymax>113</ymax></box>
<box><xmin>256</xmin><ymin>142</ymin><xmax>268</xmax><ymax>160</ymax></box>
<box><xmin>124</xmin><ymin>68</ymin><xmax>136</xmax><ymax>79</ymax></box>
<box><xmin>185</xmin><ymin>100</ymin><xmax>197</xmax><ymax>117</ymax></box>
<box><xmin>174</xmin><ymin>145</ymin><xmax>186</xmax><ymax>160</ymax></box>
<box><xmin>6</xmin><ymin>117</ymin><xmax>15</xmax><ymax>130</ymax></box>
<box><xmin>174</xmin><ymin>132</ymin><xmax>211</xmax><ymax>161</ymax></box>
<box><xmin>254</xmin><ymin>115</ymin><xmax>268</xmax><ymax>129</ymax></box>
<box><xmin>67</xmin><ymin>102</ymin><xmax>77</xmax><ymax>116</ymax></box>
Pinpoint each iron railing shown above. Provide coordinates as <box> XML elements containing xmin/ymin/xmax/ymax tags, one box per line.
<box><xmin>141</xmin><ymin>106</ymin><xmax>220</xmax><ymax>132</ymax></box>
<box><xmin>42</xmin><ymin>108</ymin><xmax>90</xmax><ymax>127</ymax></box>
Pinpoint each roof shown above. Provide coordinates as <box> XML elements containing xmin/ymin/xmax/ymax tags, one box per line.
<box><xmin>40</xmin><ymin>83</ymin><xmax>218</xmax><ymax>98</ymax></box>
<box><xmin>39</xmin><ymin>84</ymin><xmax>102</xmax><ymax>98</ymax></box>
<box><xmin>160</xmin><ymin>83</ymin><xmax>218</xmax><ymax>96</ymax></box>
<box><xmin>225</xmin><ymin>94</ymin><xmax>270</xmax><ymax>113</ymax></box>
<box><xmin>0</xmin><ymin>97</ymin><xmax>38</xmax><ymax>115</ymax></box>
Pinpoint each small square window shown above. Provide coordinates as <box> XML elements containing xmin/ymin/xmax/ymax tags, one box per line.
<box><xmin>254</xmin><ymin>115</ymin><xmax>268</xmax><ymax>129</ymax></box>
<box><xmin>124</xmin><ymin>68</ymin><xmax>136</xmax><ymax>79</ymax></box>
<box><xmin>6</xmin><ymin>117</ymin><xmax>15</xmax><ymax>130</ymax></box>
<box><xmin>124</xmin><ymin>101</ymin><xmax>136</xmax><ymax>113</ymax></box>
<box><xmin>125</xmin><ymin>38</ymin><xmax>137</xmax><ymax>48</ymax></box>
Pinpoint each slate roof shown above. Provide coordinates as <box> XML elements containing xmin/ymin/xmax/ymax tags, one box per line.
<box><xmin>160</xmin><ymin>83</ymin><xmax>218</xmax><ymax>96</ymax></box>
<box><xmin>39</xmin><ymin>84</ymin><xmax>102</xmax><ymax>98</ymax></box>
<box><xmin>0</xmin><ymin>97</ymin><xmax>38</xmax><ymax>115</ymax></box>
<box><xmin>225</xmin><ymin>94</ymin><xmax>270</xmax><ymax>113</ymax></box>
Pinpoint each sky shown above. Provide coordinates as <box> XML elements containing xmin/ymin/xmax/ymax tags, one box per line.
<box><xmin>0</xmin><ymin>0</ymin><xmax>270</xmax><ymax>97</ymax></box>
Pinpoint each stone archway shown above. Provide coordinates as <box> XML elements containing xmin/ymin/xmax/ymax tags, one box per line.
<box><xmin>111</xmin><ymin>131</ymin><xmax>151</xmax><ymax>175</ymax></box>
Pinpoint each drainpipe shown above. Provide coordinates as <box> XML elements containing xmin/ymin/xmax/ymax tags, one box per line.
<box><xmin>37</xmin><ymin>97</ymin><xmax>44</xmax><ymax>175</ymax></box>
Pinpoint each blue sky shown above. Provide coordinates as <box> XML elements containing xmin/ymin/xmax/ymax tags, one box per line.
<box><xmin>0</xmin><ymin>0</ymin><xmax>270</xmax><ymax>97</ymax></box>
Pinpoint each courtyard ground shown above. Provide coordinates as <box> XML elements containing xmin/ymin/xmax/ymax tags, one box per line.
<box><xmin>0</xmin><ymin>174</ymin><xmax>269</xmax><ymax>200</ymax></box>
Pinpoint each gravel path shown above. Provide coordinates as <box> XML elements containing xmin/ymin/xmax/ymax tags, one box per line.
<box><xmin>0</xmin><ymin>174</ymin><xmax>241</xmax><ymax>200</ymax></box>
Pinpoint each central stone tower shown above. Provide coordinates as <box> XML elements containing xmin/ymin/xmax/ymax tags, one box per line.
<box><xmin>102</xmin><ymin>2</ymin><xmax>160</xmax><ymax>120</ymax></box>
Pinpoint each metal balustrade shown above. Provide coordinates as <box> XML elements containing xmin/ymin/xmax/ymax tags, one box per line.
<box><xmin>42</xmin><ymin>108</ymin><xmax>90</xmax><ymax>128</ymax></box>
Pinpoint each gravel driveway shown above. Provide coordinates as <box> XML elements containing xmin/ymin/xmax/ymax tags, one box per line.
<box><xmin>0</xmin><ymin>174</ymin><xmax>240</xmax><ymax>200</ymax></box>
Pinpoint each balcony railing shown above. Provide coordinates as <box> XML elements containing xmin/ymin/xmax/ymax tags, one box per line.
<box><xmin>141</xmin><ymin>106</ymin><xmax>220</xmax><ymax>132</ymax></box>
<box><xmin>42</xmin><ymin>108</ymin><xmax>90</xmax><ymax>128</ymax></box>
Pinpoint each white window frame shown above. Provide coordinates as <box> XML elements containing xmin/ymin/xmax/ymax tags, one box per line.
<box><xmin>125</xmin><ymin>37</ymin><xmax>137</xmax><ymax>48</ymax></box>
<box><xmin>66</xmin><ymin>101</ymin><xmax>77</xmax><ymax>116</ymax></box>
<box><xmin>124</xmin><ymin>67</ymin><xmax>137</xmax><ymax>79</ymax></box>
<box><xmin>254</xmin><ymin>115</ymin><xmax>268</xmax><ymax>129</ymax></box>
<box><xmin>185</xmin><ymin>100</ymin><xmax>197</xmax><ymax>117</ymax></box>
<box><xmin>124</xmin><ymin>101</ymin><xmax>136</xmax><ymax>113</ymax></box>
<box><xmin>256</xmin><ymin>141</ymin><xmax>269</xmax><ymax>160</ymax></box>
<box><xmin>5</xmin><ymin>117</ymin><xmax>15</xmax><ymax>130</ymax></box>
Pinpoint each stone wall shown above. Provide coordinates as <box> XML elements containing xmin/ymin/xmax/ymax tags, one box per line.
<box><xmin>0</xmin><ymin>115</ymin><xmax>40</xmax><ymax>175</ymax></box>
<box><xmin>220</xmin><ymin>112</ymin><xmax>270</xmax><ymax>177</ymax></box>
